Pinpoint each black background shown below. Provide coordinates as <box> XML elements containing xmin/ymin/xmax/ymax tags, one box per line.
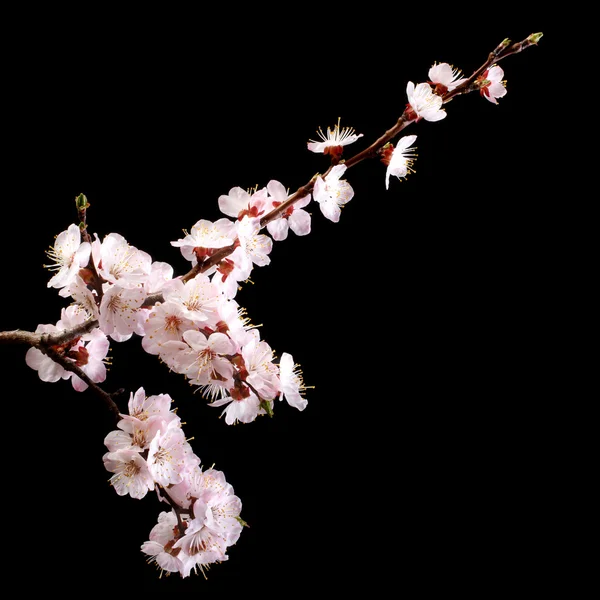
<box><xmin>0</xmin><ymin>8</ymin><xmax>565</xmax><ymax>595</ymax></box>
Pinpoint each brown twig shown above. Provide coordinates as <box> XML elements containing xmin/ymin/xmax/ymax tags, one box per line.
<box><xmin>0</xmin><ymin>318</ymin><xmax>98</xmax><ymax>346</ymax></box>
<box><xmin>44</xmin><ymin>345</ymin><xmax>122</xmax><ymax>419</ymax></box>
<box><xmin>0</xmin><ymin>319</ymin><xmax>120</xmax><ymax>419</ymax></box>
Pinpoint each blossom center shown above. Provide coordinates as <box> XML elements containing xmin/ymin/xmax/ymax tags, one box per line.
<box><xmin>164</xmin><ymin>314</ymin><xmax>183</xmax><ymax>333</ymax></box>
<box><xmin>124</xmin><ymin>460</ymin><xmax>141</xmax><ymax>478</ymax></box>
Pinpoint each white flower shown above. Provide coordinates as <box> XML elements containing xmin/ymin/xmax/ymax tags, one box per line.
<box><xmin>25</xmin><ymin>324</ymin><xmax>69</xmax><ymax>383</ymax></box>
<box><xmin>307</xmin><ymin>118</ymin><xmax>363</xmax><ymax>154</ymax></box>
<box><xmin>171</xmin><ymin>218</ymin><xmax>235</xmax><ymax>266</ymax></box>
<box><xmin>279</xmin><ymin>352</ymin><xmax>308</xmax><ymax>411</ymax></box>
<box><xmin>174</xmin><ymin>331</ymin><xmax>235</xmax><ymax>385</ymax></box>
<box><xmin>173</xmin><ymin>523</ymin><xmax>228</xmax><ymax>567</ymax></box>
<box><xmin>162</xmin><ymin>274</ymin><xmax>220</xmax><ymax>324</ymax></box>
<box><xmin>147</xmin><ymin>423</ymin><xmax>198</xmax><ymax>486</ymax></box>
<box><xmin>265</xmin><ymin>180</ymin><xmax>311</xmax><ymax>241</ymax></box>
<box><xmin>478</xmin><ymin>65</ymin><xmax>507</xmax><ymax>104</ymax></box>
<box><xmin>218</xmin><ymin>186</ymin><xmax>267</xmax><ymax>220</ymax></box>
<box><xmin>92</xmin><ymin>232</ymin><xmax>152</xmax><ymax>288</ymax></box>
<box><xmin>141</xmin><ymin>511</ymin><xmax>189</xmax><ymax>575</ymax></box>
<box><xmin>192</xmin><ymin>490</ymin><xmax>243</xmax><ymax>545</ymax></box>
<box><xmin>210</xmin><ymin>246</ymin><xmax>253</xmax><ymax>300</ymax></box>
<box><xmin>384</xmin><ymin>135</ymin><xmax>418</xmax><ymax>189</ymax></box>
<box><xmin>210</xmin><ymin>390</ymin><xmax>262</xmax><ymax>425</ymax></box>
<box><xmin>141</xmin><ymin>301</ymin><xmax>195</xmax><ymax>355</ymax></box>
<box><xmin>67</xmin><ymin>327</ymin><xmax>110</xmax><ymax>392</ymax></box>
<box><xmin>428</xmin><ymin>62</ymin><xmax>467</xmax><ymax>92</ymax></box>
<box><xmin>235</xmin><ymin>216</ymin><xmax>273</xmax><ymax>267</ymax></box>
<box><xmin>99</xmin><ymin>284</ymin><xmax>146</xmax><ymax>338</ymax></box>
<box><xmin>67</xmin><ymin>274</ymin><xmax>100</xmax><ymax>320</ymax></box>
<box><xmin>406</xmin><ymin>82</ymin><xmax>447</xmax><ymax>122</ymax></box>
<box><xmin>102</xmin><ymin>449</ymin><xmax>154</xmax><ymax>499</ymax></box>
<box><xmin>312</xmin><ymin>164</ymin><xmax>354</xmax><ymax>223</ymax></box>
<box><xmin>144</xmin><ymin>261</ymin><xmax>174</xmax><ymax>294</ymax></box>
<box><xmin>45</xmin><ymin>224</ymin><xmax>91</xmax><ymax>296</ymax></box>
<box><xmin>242</xmin><ymin>337</ymin><xmax>280</xmax><ymax>400</ymax></box>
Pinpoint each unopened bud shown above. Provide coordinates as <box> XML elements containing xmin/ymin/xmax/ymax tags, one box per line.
<box><xmin>501</xmin><ymin>38</ymin><xmax>511</xmax><ymax>48</ymax></box>
<box><xmin>527</xmin><ymin>32</ymin><xmax>543</xmax><ymax>44</ymax></box>
<box><xmin>75</xmin><ymin>193</ymin><xmax>89</xmax><ymax>210</ymax></box>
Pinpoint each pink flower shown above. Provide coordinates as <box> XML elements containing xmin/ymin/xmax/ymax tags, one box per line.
<box><xmin>174</xmin><ymin>331</ymin><xmax>235</xmax><ymax>385</ymax></box>
<box><xmin>147</xmin><ymin>423</ymin><xmax>199</xmax><ymax>486</ymax></box>
<box><xmin>141</xmin><ymin>302</ymin><xmax>195</xmax><ymax>355</ymax></box>
<box><xmin>162</xmin><ymin>274</ymin><xmax>220</xmax><ymax>324</ymax></box>
<box><xmin>102</xmin><ymin>449</ymin><xmax>154</xmax><ymax>499</ymax></box>
<box><xmin>141</xmin><ymin>511</ymin><xmax>190</xmax><ymax>575</ymax></box>
<box><xmin>99</xmin><ymin>284</ymin><xmax>146</xmax><ymax>338</ymax></box>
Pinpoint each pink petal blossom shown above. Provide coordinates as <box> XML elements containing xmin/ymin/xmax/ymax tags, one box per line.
<box><xmin>99</xmin><ymin>284</ymin><xmax>146</xmax><ymax>337</ymax></box>
<box><xmin>175</xmin><ymin>331</ymin><xmax>235</xmax><ymax>385</ymax></box>
<box><xmin>162</xmin><ymin>274</ymin><xmax>220</xmax><ymax>324</ymax></box>
<box><xmin>141</xmin><ymin>511</ymin><xmax>189</xmax><ymax>575</ymax></box>
<box><xmin>103</xmin><ymin>449</ymin><xmax>154</xmax><ymax>499</ymax></box>
<box><xmin>147</xmin><ymin>423</ymin><xmax>199</xmax><ymax>486</ymax></box>
<box><xmin>141</xmin><ymin>301</ymin><xmax>195</xmax><ymax>355</ymax></box>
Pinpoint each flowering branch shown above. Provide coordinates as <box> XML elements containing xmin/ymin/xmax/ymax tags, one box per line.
<box><xmin>157</xmin><ymin>32</ymin><xmax>544</xmax><ymax>287</ymax></box>
<box><xmin>0</xmin><ymin>31</ymin><xmax>543</xmax><ymax>581</ymax></box>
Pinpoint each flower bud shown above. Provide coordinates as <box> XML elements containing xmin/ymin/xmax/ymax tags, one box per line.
<box><xmin>527</xmin><ymin>32</ymin><xmax>543</xmax><ymax>44</ymax></box>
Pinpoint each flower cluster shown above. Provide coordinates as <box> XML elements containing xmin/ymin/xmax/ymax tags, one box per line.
<box><xmin>103</xmin><ymin>387</ymin><xmax>244</xmax><ymax>577</ymax></box>
<box><xmin>25</xmin><ymin>304</ymin><xmax>109</xmax><ymax>391</ymax></box>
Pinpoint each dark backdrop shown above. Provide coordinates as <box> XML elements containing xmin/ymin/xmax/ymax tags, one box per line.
<box><xmin>0</xmin><ymin>9</ymin><xmax>560</xmax><ymax>595</ymax></box>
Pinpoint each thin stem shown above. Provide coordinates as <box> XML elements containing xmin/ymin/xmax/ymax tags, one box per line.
<box><xmin>44</xmin><ymin>345</ymin><xmax>121</xmax><ymax>419</ymax></box>
<box><xmin>155</xmin><ymin>484</ymin><xmax>191</xmax><ymax>536</ymax></box>
<box><xmin>0</xmin><ymin>319</ymin><xmax>120</xmax><ymax>419</ymax></box>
